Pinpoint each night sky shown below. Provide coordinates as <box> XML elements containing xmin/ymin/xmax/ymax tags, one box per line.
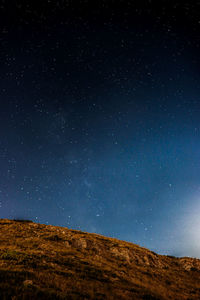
<box><xmin>1</xmin><ymin>1</ymin><xmax>200</xmax><ymax>258</ymax></box>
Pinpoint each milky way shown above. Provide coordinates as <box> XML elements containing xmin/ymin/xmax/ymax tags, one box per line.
<box><xmin>1</xmin><ymin>1</ymin><xmax>200</xmax><ymax>257</ymax></box>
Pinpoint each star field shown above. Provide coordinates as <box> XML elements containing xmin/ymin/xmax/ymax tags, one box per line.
<box><xmin>1</xmin><ymin>1</ymin><xmax>200</xmax><ymax>257</ymax></box>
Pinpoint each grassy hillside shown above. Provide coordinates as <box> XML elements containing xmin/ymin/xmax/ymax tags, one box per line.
<box><xmin>0</xmin><ymin>219</ymin><xmax>200</xmax><ymax>299</ymax></box>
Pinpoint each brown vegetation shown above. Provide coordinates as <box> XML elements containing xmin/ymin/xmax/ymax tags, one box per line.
<box><xmin>0</xmin><ymin>219</ymin><xmax>200</xmax><ymax>299</ymax></box>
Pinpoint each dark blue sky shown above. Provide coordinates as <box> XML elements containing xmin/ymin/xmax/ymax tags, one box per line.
<box><xmin>1</xmin><ymin>1</ymin><xmax>200</xmax><ymax>257</ymax></box>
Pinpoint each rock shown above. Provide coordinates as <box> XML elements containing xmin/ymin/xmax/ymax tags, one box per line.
<box><xmin>23</xmin><ymin>280</ymin><xmax>33</xmax><ymax>286</ymax></box>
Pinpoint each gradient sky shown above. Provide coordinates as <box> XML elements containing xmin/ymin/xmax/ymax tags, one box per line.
<box><xmin>1</xmin><ymin>1</ymin><xmax>200</xmax><ymax>257</ymax></box>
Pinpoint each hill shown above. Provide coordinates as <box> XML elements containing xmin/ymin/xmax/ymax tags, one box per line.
<box><xmin>0</xmin><ymin>219</ymin><xmax>200</xmax><ymax>299</ymax></box>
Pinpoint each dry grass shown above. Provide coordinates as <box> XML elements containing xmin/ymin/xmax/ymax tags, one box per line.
<box><xmin>0</xmin><ymin>219</ymin><xmax>200</xmax><ymax>299</ymax></box>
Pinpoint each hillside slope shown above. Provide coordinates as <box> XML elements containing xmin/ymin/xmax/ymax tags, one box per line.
<box><xmin>0</xmin><ymin>219</ymin><xmax>200</xmax><ymax>299</ymax></box>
